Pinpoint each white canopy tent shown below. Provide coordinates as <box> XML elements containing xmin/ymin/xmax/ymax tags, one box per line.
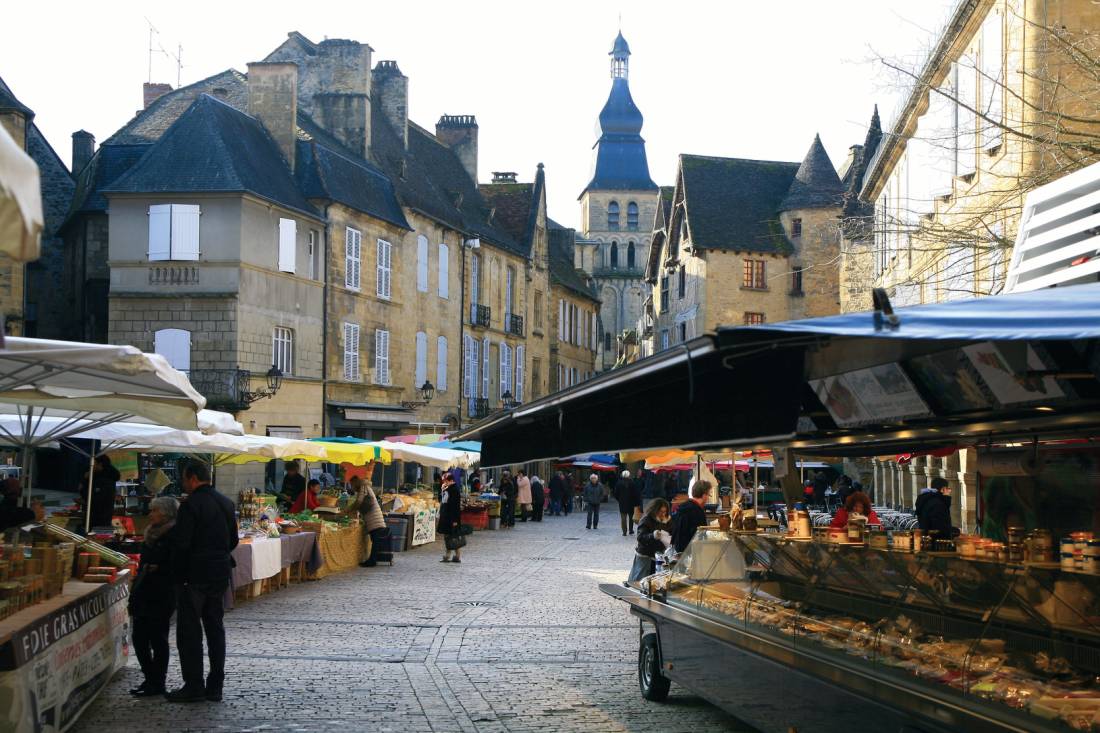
<box><xmin>376</xmin><ymin>440</ymin><xmax>480</xmax><ymax>470</ymax></box>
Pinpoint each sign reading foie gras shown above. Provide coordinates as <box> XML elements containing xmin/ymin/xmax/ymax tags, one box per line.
<box><xmin>0</xmin><ymin>579</ymin><xmax>130</xmax><ymax>732</ymax></box>
<box><xmin>411</xmin><ymin>506</ymin><xmax>439</xmax><ymax>547</ymax></box>
<box><xmin>811</xmin><ymin>363</ymin><xmax>932</xmax><ymax>428</ymax></box>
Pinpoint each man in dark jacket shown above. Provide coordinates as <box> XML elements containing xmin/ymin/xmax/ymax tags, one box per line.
<box><xmin>167</xmin><ymin>460</ymin><xmax>238</xmax><ymax>703</ymax></box>
<box><xmin>548</xmin><ymin>472</ymin><xmax>565</xmax><ymax>516</ymax></box>
<box><xmin>583</xmin><ymin>474</ymin><xmax>604</xmax><ymax>530</ymax></box>
<box><xmin>614</xmin><ymin>470</ymin><xmax>640</xmax><ymax>536</ymax></box>
<box><xmin>498</xmin><ymin>471</ymin><xmax>517</xmax><ymax>528</ymax></box>
<box><xmin>671</xmin><ymin>480</ymin><xmax>711</xmax><ymax>552</ymax></box>
<box><xmin>916</xmin><ymin>477</ymin><xmax>955</xmax><ymax>538</ymax></box>
<box><xmin>278</xmin><ymin>460</ymin><xmax>306</xmax><ymax>509</ymax></box>
<box><xmin>812</xmin><ymin>471</ymin><xmax>829</xmax><ymax>505</ymax></box>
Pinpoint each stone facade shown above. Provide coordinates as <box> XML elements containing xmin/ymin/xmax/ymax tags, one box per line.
<box><xmin>846</xmin><ymin>0</ymin><xmax>1100</xmax><ymax>312</ymax></box>
<box><xmin>549</xmin><ymin>287</ymin><xmax>599</xmax><ymax>390</ymax></box>
<box><xmin>576</xmin><ymin>189</ymin><xmax>658</xmax><ymax>367</ymax></box>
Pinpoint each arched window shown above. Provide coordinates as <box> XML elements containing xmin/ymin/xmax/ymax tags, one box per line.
<box><xmin>607</xmin><ymin>201</ymin><xmax>620</xmax><ymax>230</ymax></box>
<box><xmin>627</xmin><ymin>241</ymin><xmax>636</xmax><ymax>270</ymax></box>
<box><xmin>627</xmin><ymin>202</ymin><xmax>639</xmax><ymax>230</ymax></box>
<box><xmin>595</xmin><ymin>245</ymin><xmax>604</xmax><ymax>269</ymax></box>
<box><xmin>610</xmin><ymin>242</ymin><xmax>619</xmax><ymax>269</ymax></box>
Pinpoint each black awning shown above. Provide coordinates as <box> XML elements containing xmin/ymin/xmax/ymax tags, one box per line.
<box><xmin>467</xmin><ymin>336</ymin><xmax>805</xmax><ymax>467</ymax></box>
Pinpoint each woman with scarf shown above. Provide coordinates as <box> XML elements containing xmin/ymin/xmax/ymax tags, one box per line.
<box><xmin>129</xmin><ymin>496</ymin><xmax>179</xmax><ymax>696</ymax></box>
<box><xmin>628</xmin><ymin>498</ymin><xmax>672</xmax><ymax>583</ymax></box>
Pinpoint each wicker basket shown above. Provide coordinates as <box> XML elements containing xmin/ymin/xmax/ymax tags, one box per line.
<box><xmin>299</xmin><ymin>521</ymin><xmax>325</xmax><ymax>534</ymax></box>
<box><xmin>317</xmin><ymin>495</ymin><xmax>339</xmax><ymax>508</ymax></box>
<box><xmin>281</xmin><ymin>525</ymin><xmax>301</xmax><ymax>534</ymax></box>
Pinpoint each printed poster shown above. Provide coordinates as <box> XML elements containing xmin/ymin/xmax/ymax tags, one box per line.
<box><xmin>811</xmin><ymin>363</ymin><xmax>931</xmax><ymax>427</ymax></box>
<box><xmin>962</xmin><ymin>342</ymin><xmax>1065</xmax><ymax>406</ymax></box>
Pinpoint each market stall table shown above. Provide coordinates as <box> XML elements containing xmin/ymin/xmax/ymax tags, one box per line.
<box><xmin>311</xmin><ymin>524</ymin><xmax>365</xmax><ymax>579</ymax></box>
<box><xmin>280</xmin><ymin>531</ymin><xmax>322</xmax><ymax>580</ymax></box>
<box><xmin>230</xmin><ymin>537</ymin><xmax>282</xmax><ymax>602</ymax></box>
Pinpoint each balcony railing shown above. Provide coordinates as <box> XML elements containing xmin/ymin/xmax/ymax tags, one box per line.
<box><xmin>468</xmin><ymin>397</ymin><xmax>489</xmax><ymax>420</ymax></box>
<box><xmin>507</xmin><ymin>313</ymin><xmax>525</xmax><ymax>337</ymax></box>
<box><xmin>188</xmin><ymin>368</ymin><xmax>252</xmax><ymax>412</ymax></box>
<box><xmin>471</xmin><ymin>304</ymin><xmax>491</xmax><ymax>328</ymax></box>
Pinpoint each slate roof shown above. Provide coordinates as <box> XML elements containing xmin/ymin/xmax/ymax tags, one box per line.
<box><xmin>548</xmin><ymin>223</ymin><xmax>599</xmax><ymax>301</ymax></box>
<box><xmin>25</xmin><ymin>125</ymin><xmax>75</xmax><ymax>237</ymax></box>
<box><xmin>0</xmin><ymin>76</ymin><xmax>33</xmax><ymax>117</ymax></box>
<box><xmin>778</xmin><ymin>134</ymin><xmax>845</xmax><ymax>212</ymax></box>
<box><xmin>680</xmin><ymin>154</ymin><xmax>799</xmax><ymax>255</ymax></box>
<box><xmin>105</xmin><ymin>69</ymin><xmax>248</xmax><ymax>145</ymax></box>
<box><xmin>66</xmin><ymin>144</ymin><xmax>150</xmax><ymax>220</ymax></box>
<box><xmin>296</xmin><ymin>138</ymin><xmax>409</xmax><ymax>230</ymax></box>
<box><xmin>842</xmin><ymin>106</ymin><xmax>883</xmax><ymax>220</ymax></box>
<box><xmin>103</xmin><ymin>94</ymin><xmax>318</xmax><ymax>218</ymax></box>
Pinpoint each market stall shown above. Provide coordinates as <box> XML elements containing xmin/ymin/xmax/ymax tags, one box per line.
<box><xmin>459</xmin><ymin>283</ymin><xmax>1100</xmax><ymax>733</ymax></box>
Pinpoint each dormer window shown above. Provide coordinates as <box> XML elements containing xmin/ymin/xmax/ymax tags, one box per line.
<box><xmin>791</xmin><ymin>218</ymin><xmax>802</xmax><ymax>237</ymax></box>
<box><xmin>608</xmin><ymin>201</ymin><xmax>620</xmax><ymax>230</ymax></box>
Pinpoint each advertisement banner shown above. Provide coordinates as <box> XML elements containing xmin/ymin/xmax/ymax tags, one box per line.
<box><xmin>410</xmin><ymin>506</ymin><xmax>438</xmax><ymax>546</ymax></box>
<box><xmin>0</xmin><ymin>580</ymin><xmax>130</xmax><ymax>733</ymax></box>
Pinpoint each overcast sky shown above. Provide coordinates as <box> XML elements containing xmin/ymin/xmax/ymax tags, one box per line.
<box><xmin>4</xmin><ymin>0</ymin><xmax>950</xmax><ymax>230</ymax></box>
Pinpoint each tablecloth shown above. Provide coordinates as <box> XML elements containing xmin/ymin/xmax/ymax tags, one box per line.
<box><xmin>312</xmin><ymin>525</ymin><xmax>365</xmax><ymax>579</ymax></box>
<box><xmin>231</xmin><ymin>537</ymin><xmax>283</xmax><ymax>589</ymax></box>
<box><xmin>280</xmin><ymin>531</ymin><xmax>322</xmax><ymax>573</ymax></box>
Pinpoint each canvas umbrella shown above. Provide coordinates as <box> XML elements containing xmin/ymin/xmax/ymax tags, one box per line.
<box><xmin>376</xmin><ymin>440</ymin><xmax>479</xmax><ymax>470</ymax></box>
<box><xmin>0</xmin><ymin>123</ymin><xmax>42</xmax><ymax>265</ymax></box>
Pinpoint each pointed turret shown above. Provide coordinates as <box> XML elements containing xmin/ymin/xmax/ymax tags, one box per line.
<box><xmin>842</xmin><ymin>106</ymin><xmax>884</xmax><ymax>219</ymax></box>
<box><xmin>779</xmin><ymin>134</ymin><xmax>845</xmax><ymax>211</ymax></box>
<box><xmin>581</xmin><ymin>30</ymin><xmax>657</xmax><ymax>196</ymax></box>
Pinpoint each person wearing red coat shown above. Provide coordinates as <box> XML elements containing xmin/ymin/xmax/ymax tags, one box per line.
<box><xmin>830</xmin><ymin>491</ymin><xmax>879</xmax><ymax>529</ymax></box>
<box><xmin>289</xmin><ymin>480</ymin><xmax>320</xmax><ymax>513</ymax></box>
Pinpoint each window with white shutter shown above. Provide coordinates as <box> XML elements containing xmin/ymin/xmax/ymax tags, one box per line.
<box><xmin>504</xmin><ymin>267</ymin><xmax>513</xmax><ymax>320</ymax></box>
<box><xmin>437</xmin><ymin>336</ymin><xmax>448</xmax><ymax>392</ymax></box>
<box><xmin>272</xmin><ymin>326</ymin><xmax>293</xmax><ymax>376</ymax></box>
<box><xmin>154</xmin><ymin>328</ymin><xmax>191</xmax><ymax>373</ymax></box>
<box><xmin>463</xmin><ymin>335</ymin><xmax>474</xmax><ymax>398</ymax></box>
<box><xmin>514</xmin><ymin>345</ymin><xmax>524</xmax><ymax>402</ymax></box>
<box><xmin>345</xmin><ymin>228</ymin><xmax>361</xmax><ymax>290</ymax></box>
<box><xmin>278</xmin><ymin>218</ymin><xmax>296</xmax><ymax>273</ymax></box>
<box><xmin>415</xmin><ymin>331</ymin><xmax>427</xmax><ymax>386</ymax></box>
<box><xmin>481</xmin><ymin>335</ymin><xmax>490</xmax><ymax>398</ymax></box>
<box><xmin>374</xmin><ymin>329</ymin><xmax>391</xmax><ymax>384</ymax></box>
<box><xmin>376</xmin><ymin>239</ymin><xmax>392</xmax><ymax>300</ymax></box>
<box><xmin>499</xmin><ymin>342</ymin><xmax>511</xmax><ymax>399</ymax></box>
<box><xmin>343</xmin><ymin>323</ymin><xmax>360</xmax><ymax>381</ymax></box>
<box><xmin>416</xmin><ymin>235</ymin><xmax>429</xmax><ymax>292</ymax></box>
<box><xmin>438</xmin><ymin>243</ymin><xmax>449</xmax><ymax>299</ymax></box>
<box><xmin>148</xmin><ymin>204</ymin><xmax>200</xmax><ymax>261</ymax></box>
<box><xmin>558</xmin><ymin>299</ymin><xmax>565</xmax><ymax>340</ymax></box>
<box><xmin>470</xmin><ymin>254</ymin><xmax>481</xmax><ymax>317</ymax></box>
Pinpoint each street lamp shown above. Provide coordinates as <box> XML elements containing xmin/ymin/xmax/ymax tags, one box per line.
<box><xmin>501</xmin><ymin>390</ymin><xmax>520</xmax><ymax>410</ymax></box>
<box><xmin>240</xmin><ymin>365</ymin><xmax>284</xmax><ymax>405</ymax></box>
<box><xmin>401</xmin><ymin>380</ymin><xmax>436</xmax><ymax>409</ymax></box>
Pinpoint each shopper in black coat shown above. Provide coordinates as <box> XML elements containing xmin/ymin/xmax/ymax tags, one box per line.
<box><xmin>438</xmin><ymin>472</ymin><xmax>464</xmax><ymax>563</ymax></box>
<box><xmin>530</xmin><ymin>475</ymin><xmax>545</xmax><ymax>522</ymax></box>
<box><xmin>168</xmin><ymin>460</ymin><xmax>238</xmax><ymax>703</ymax></box>
<box><xmin>614</xmin><ymin>471</ymin><xmax>641</xmax><ymax>536</ymax></box>
<box><xmin>129</xmin><ymin>496</ymin><xmax>178</xmax><ymax>697</ymax></box>
<box><xmin>548</xmin><ymin>472</ymin><xmax>565</xmax><ymax>516</ymax></box>
<box><xmin>628</xmin><ymin>499</ymin><xmax>672</xmax><ymax>582</ymax></box>
<box><xmin>498</xmin><ymin>471</ymin><xmax>517</xmax><ymax>528</ymax></box>
<box><xmin>670</xmin><ymin>480</ymin><xmax>711</xmax><ymax>553</ymax></box>
<box><xmin>85</xmin><ymin>454</ymin><xmax>120</xmax><ymax>529</ymax></box>
<box><xmin>916</xmin><ymin>477</ymin><xmax>955</xmax><ymax>537</ymax></box>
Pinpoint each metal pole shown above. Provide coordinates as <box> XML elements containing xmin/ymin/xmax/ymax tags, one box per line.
<box><xmin>753</xmin><ymin>458</ymin><xmax>759</xmax><ymax>517</ymax></box>
<box><xmin>84</xmin><ymin>449</ymin><xmax>96</xmax><ymax>534</ymax></box>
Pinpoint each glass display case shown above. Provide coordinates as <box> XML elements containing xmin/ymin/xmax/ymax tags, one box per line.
<box><xmin>654</xmin><ymin>529</ymin><xmax>1100</xmax><ymax>732</ymax></box>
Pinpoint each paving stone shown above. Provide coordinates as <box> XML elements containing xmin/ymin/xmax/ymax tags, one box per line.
<box><xmin>71</xmin><ymin>516</ymin><xmax>753</xmax><ymax>732</ymax></box>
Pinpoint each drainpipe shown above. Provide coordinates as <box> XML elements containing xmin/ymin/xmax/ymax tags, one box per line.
<box><xmin>458</xmin><ymin>229</ymin><xmax>467</xmax><ymax>429</ymax></box>
<box><xmin>321</xmin><ymin>204</ymin><xmax>331</xmax><ymax>438</ymax></box>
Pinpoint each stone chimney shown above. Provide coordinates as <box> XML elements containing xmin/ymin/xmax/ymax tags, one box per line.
<box><xmin>247</xmin><ymin>61</ymin><xmax>298</xmax><ymax>170</ymax></box>
<box><xmin>312</xmin><ymin>39</ymin><xmax>372</xmax><ymax>158</ymax></box>
<box><xmin>71</xmin><ymin>130</ymin><xmax>95</xmax><ymax>175</ymax></box>
<box><xmin>436</xmin><ymin>115</ymin><xmax>479</xmax><ymax>183</ymax></box>
<box><xmin>143</xmin><ymin>82</ymin><xmax>173</xmax><ymax>110</ymax></box>
<box><xmin>372</xmin><ymin>61</ymin><xmax>408</xmax><ymax>150</ymax></box>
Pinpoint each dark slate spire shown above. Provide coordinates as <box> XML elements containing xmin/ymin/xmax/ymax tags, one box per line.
<box><xmin>581</xmin><ymin>31</ymin><xmax>657</xmax><ymax>196</ymax></box>
<box><xmin>779</xmin><ymin>133</ymin><xmax>845</xmax><ymax>211</ymax></box>
<box><xmin>842</xmin><ymin>106</ymin><xmax>883</xmax><ymax>220</ymax></box>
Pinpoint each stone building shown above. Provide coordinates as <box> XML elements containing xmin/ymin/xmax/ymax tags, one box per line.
<box><xmin>574</xmin><ymin>32</ymin><xmax>660</xmax><ymax>371</ymax></box>
<box><xmin>643</xmin><ymin>136</ymin><xmax>845</xmax><ymax>354</ymax></box>
<box><xmin>548</xmin><ymin>223</ymin><xmax>599</xmax><ymax>388</ymax></box>
<box><xmin>845</xmin><ymin>0</ymin><xmax>1100</xmax><ymax>313</ymax></box>
<box><xmin>0</xmin><ymin>77</ymin><xmax>74</xmax><ymax>339</ymax></box>
<box><xmin>474</xmin><ymin>167</ymin><xmax>554</xmax><ymax>414</ymax></box>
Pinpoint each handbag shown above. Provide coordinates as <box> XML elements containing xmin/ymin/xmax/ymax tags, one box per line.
<box><xmin>632</xmin><ymin>506</ymin><xmax>642</xmax><ymax>523</ymax></box>
<box><xmin>445</xmin><ymin>532</ymin><xmax>467</xmax><ymax>551</ymax></box>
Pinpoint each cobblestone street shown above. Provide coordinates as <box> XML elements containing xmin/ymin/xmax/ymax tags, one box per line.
<box><xmin>73</xmin><ymin>514</ymin><xmax>752</xmax><ymax>732</ymax></box>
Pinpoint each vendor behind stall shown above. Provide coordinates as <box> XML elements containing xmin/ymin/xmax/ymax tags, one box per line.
<box><xmin>83</xmin><ymin>454</ymin><xmax>120</xmax><ymax>529</ymax></box>
<box><xmin>0</xmin><ymin>477</ymin><xmax>43</xmax><ymax>530</ymax></box>
<box><xmin>289</xmin><ymin>479</ymin><xmax>321</xmax><ymax>513</ymax></box>
<box><xmin>279</xmin><ymin>460</ymin><xmax>306</xmax><ymax>509</ymax></box>
<box><xmin>830</xmin><ymin>491</ymin><xmax>880</xmax><ymax>529</ymax></box>
<box><xmin>670</xmin><ymin>480</ymin><xmax>710</xmax><ymax>552</ymax></box>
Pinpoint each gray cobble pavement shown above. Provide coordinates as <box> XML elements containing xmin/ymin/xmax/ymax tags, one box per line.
<box><xmin>72</xmin><ymin>514</ymin><xmax>755</xmax><ymax>732</ymax></box>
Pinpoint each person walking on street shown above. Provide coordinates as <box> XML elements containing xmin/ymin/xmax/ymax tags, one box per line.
<box><xmin>563</xmin><ymin>476</ymin><xmax>575</xmax><ymax>516</ymax></box>
<box><xmin>499</xmin><ymin>471</ymin><xmax>517</xmax><ymax>528</ymax></box>
<box><xmin>438</xmin><ymin>472</ymin><xmax>465</xmax><ymax>563</ymax></box>
<box><xmin>349</xmin><ymin>475</ymin><xmax>388</xmax><ymax>567</ymax></box>
<box><xmin>129</xmin><ymin>496</ymin><xmax>178</xmax><ymax>697</ymax></box>
<box><xmin>168</xmin><ymin>460</ymin><xmax>238</xmax><ymax>703</ymax></box>
<box><xmin>516</xmin><ymin>470</ymin><xmax>533</xmax><ymax>522</ymax></box>
<box><xmin>614</xmin><ymin>470</ymin><xmax>640</xmax><ymax>536</ymax></box>
<box><xmin>530</xmin><ymin>475</ymin><xmax>545</xmax><ymax>522</ymax></box>
<box><xmin>628</xmin><ymin>498</ymin><xmax>672</xmax><ymax>582</ymax></box>
<box><xmin>548</xmin><ymin>471</ymin><xmax>565</xmax><ymax>516</ymax></box>
<box><xmin>916</xmin><ymin>477</ymin><xmax>956</xmax><ymax>538</ymax></box>
<box><xmin>583</xmin><ymin>474</ymin><xmax>604</xmax><ymax>530</ymax></box>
